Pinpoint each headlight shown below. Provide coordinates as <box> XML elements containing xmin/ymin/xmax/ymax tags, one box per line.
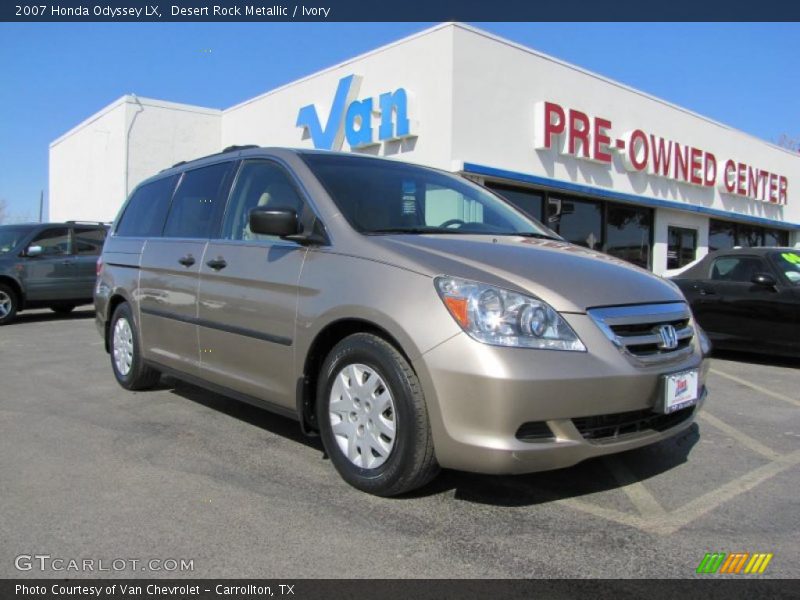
<box><xmin>434</xmin><ymin>276</ymin><xmax>586</xmax><ymax>351</ymax></box>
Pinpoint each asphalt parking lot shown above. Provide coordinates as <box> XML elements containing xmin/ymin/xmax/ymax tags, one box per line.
<box><xmin>1</xmin><ymin>309</ymin><xmax>798</xmax><ymax>579</ymax></box>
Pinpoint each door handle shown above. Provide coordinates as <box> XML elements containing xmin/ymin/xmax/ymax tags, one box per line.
<box><xmin>178</xmin><ymin>255</ymin><xmax>195</xmax><ymax>267</ymax></box>
<box><xmin>697</xmin><ymin>287</ymin><xmax>716</xmax><ymax>296</ymax></box>
<box><xmin>206</xmin><ymin>258</ymin><xmax>227</xmax><ymax>271</ymax></box>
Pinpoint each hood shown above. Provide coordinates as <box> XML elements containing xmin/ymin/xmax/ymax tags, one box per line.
<box><xmin>362</xmin><ymin>235</ymin><xmax>683</xmax><ymax>313</ymax></box>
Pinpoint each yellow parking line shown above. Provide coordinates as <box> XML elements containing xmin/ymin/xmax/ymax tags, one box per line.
<box><xmin>710</xmin><ymin>368</ymin><xmax>800</xmax><ymax>408</ymax></box>
<box><xmin>604</xmin><ymin>456</ymin><xmax>667</xmax><ymax>517</ymax></box>
<box><xmin>698</xmin><ymin>412</ymin><xmax>782</xmax><ymax>461</ymax></box>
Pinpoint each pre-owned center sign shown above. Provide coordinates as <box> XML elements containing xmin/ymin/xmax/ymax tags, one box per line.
<box><xmin>535</xmin><ymin>101</ymin><xmax>788</xmax><ymax>205</ymax></box>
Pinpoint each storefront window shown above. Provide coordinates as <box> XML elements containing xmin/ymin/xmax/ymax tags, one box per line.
<box><xmin>736</xmin><ymin>224</ymin><xmax>764</xmax><ymax>247</ymax></box>
<box><xmin>486</xmin><ymin>184</ymin><xmax>543</xmax><ymax>222</ymax></box>
<box><xmin>764</xmin><ymin>228</ymin><xmax>790</xmax><ymax>247</ymax></box>
<box><xmin>709</xmin><ymin>220</ymin><xmax>736</xmax><ymax>252</ymax></box>
<box><xmin>606</xmin><ymin>205</ymin><xmax>652</xmax><ymax>269</ymax></box>
<box><xmin>548</xmin><ymin>196</ymin><xmax>603</xmax><ymax>250</ymax></box>
<box><xmin>710</xmin><ymin>219</ymin><xmax>789</xmax><ymax>250</ymax></box>
<box><xmin>667</xmin><ymin>226</ymin><xmax>698</xmax><ymax>270</ymax></box>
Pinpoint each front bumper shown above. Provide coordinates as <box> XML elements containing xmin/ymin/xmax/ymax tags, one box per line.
<box><xmin>413</xmin><ymin>313</ymin><xmax>708</xmax><ymax>475</ymax></box>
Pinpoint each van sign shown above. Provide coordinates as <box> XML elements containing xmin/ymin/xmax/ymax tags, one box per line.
<box><xmin>296</xmin><ymin>75</ymin><xmax>416</xmax><ymax>151</ymax></box>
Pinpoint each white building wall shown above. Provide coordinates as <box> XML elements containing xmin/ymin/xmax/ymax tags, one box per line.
<box><xmin>48</xmin><ymin>96</ymin><xmax>221</xmax><ymax>223</ymax></box>
<box><xmin>221</xmin><ymin>24</ymin><xmax>456</xmax><ymax>171</ymax></box>
<box><xmin>49</xmin><ymin>99</ymin><xmax>128</xmax><ymax>223</ymax></box>
<box><xmin>125</xmin><ymin>97</ymin><xmax>222</xmax><ymax>198</ymax></box>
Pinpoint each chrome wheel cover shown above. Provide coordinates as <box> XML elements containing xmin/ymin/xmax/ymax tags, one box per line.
<box><xmin>0</xmin><ymin>291</ymin><xmax>11</xmax><ymax>318</ymax></box>
<box><xmin>329</xmin><ymin>363</ymin><xmax>397</xmax><ymax>469</ymax></box>
<box><xmin>112</xmin><ymin>317</ymin><xmax>134</xmax><ymax>376</ymax></box>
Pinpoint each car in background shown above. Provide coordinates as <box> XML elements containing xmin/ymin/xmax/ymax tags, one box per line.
<box><xmin>670</xmin><ymin>247</ymin><xmax>800</xmax><ymax>357</ymax></box>
<box><xmin>0</xmin><ymin>221</ymin><xmax>108</xmax><ymax>325</ymax></box>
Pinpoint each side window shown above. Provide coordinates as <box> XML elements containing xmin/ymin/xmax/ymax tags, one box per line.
<box><xmin>74</xmin><ymin>227</ymin><xmax>107</xmax><ymax>256</ymax></box>
<box><xmin>115</xmin><ymin>176</ymin><xmax>177</xmax><ymax>237</ymax></box>
<box><xmin>424</xmin><ymin>184</ymin><xmax>484</xmax><ymax>227</ymax></box>
<box><xmin>163</xmin><ymin>162</ymin><xmax>235</xmax><ymax>239</ymax></box>
<box><xmin>29</xmin><ymin>228</ymin><xmax>70</xmax><ymax>256</ymax></box>
<box><xmin>221</xmin><ymin>160</ymin><xmax>304</xmax><ymax>241</ymax></box>
<box><xmin>711</xmin><ymin>256</ymin><xmax>766</xmax><ymax>282</ymax></box>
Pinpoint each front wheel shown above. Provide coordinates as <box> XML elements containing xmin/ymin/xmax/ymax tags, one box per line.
<box><xmin>0</xmin><ymin>283</ymin><xmax>18</xmax><ymax>325</ymax></box>
<box><xmin>317</xmin><ymin>333</ymin><xmax>439</xmax><ymax>496</ymax></box>
<box><xmin>109</xmin><ymin>302</ymin><xmax>160</xmax><ymax>390</ymax></box>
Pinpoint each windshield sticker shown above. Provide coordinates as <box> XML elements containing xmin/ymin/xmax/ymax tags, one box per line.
<box><xmin>781</xmin><ymin>252</ymin><xmax>800</xmax><ymax>265</ymax></box>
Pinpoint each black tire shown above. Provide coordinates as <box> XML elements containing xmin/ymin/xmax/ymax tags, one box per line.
<box><xmin>109</xmin><ymin>302</ymin><xmax>160</xmax><ymax>390</ymax></box>
<box><xmin>51</xmin><ymin>304</ymin><xmax>76</xmax><ymax>315</ymax></box>
<box><xmin>316</xmin><ymin>333</ymin><xmax>439</xmax><ymax>496</ymax></box>
<box><xmin>0</xmin><ymin>283</ymin><xmax>19</xmax><ymax>326</ymax></box>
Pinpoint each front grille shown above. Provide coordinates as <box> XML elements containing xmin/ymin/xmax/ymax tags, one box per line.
<box><xmin>515</xmin><ymin>421</ymin><xmax>554</xmax><ymax>442</ymax></box>
<box><xmin>588</xmin><ymin>303</ymin><xmax>695</xmax><ymax>365</ymax></box>
<box><xmin>572</xmin><ymin>406</ymin><xmax>695</xmax><ymax>441</ymax></box>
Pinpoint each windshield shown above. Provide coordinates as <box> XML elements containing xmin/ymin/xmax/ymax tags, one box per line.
<box><xmin>773</xmin><ymin>251</ymin><xmax>800</xmax><ymax>284</ymax></box>
<box><xmin>0</xmin><ymin>226</ymin><xmax>30</xmax><ymax>254</ymax></box>
<box><xmin>301</xmin><ymin>153</ymin><xmax>558</xmax><ymax>238</ymax></box>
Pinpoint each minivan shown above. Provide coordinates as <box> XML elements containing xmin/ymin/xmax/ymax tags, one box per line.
<box><xmin>96</xmin><ymin>146</ymin><xmax>709</xmax><ymax>496</ymax></box>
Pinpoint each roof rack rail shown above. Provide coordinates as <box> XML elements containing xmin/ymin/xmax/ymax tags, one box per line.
<box><xmin>66</xmin><ymin>220</ymin><xmax>108</xmax><ymax>226</ymax></box>
<box><xmin>222</xmin><ymin>144</ymin><xmax>260</xmax><ymax>153</ymax></box>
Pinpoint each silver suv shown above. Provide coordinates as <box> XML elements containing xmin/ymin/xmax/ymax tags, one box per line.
<box><xmin>96</xmin><ymin>146</ymin><xmax>709</xmax><ymax>496</ymax></box>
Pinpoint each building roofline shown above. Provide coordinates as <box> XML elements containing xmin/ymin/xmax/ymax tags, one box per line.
<box><xmin>50</xmin><ymin>95</ymin><xmax>221</xmax><ymax>148</ymax></box>
<box><xmin>224</xmin><ymin>22</ymin><xmax>455</xmax><ymax>113</ymax></box>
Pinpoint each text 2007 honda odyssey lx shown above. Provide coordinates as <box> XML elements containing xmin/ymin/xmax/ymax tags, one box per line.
<box><xmin>96</xmin><ymin>146</ymin><xmax>709</xmax><ymax>496</ymax></box>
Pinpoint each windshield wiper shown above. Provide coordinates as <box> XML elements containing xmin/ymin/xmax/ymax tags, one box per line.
<box><xmin>367</xmin><ymin>227</ymin><xmax>469</xmax><ymax>235</ymax></box>
<box><xmin>492</xmin><ymin>232</ymin><xmax>562</xmax><ymax>240</ymax></box>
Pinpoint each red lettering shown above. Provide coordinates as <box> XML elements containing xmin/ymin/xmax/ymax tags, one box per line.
<box><xmin>768</xmin><ymin>173</ymin><xmax>778</xmax><ymax>203</ymax></box>
<box><xmin>704</xmin><ymin>152</ymin><xmax>716</xmax><ymax>187</ymax></box>
<box><xmin>542</xmin><ymin>102</ymin><xmax>565</xmax><ymax>150</ymax></box>
<box><xmin>674</xmin><ymin>143</ymin><xmax>689</xmax><ymax>182</ymax></box>
<box><xmin>747</xmin><ymin>166</ymin><xmax>761</xmax><ymax>199</ymax></box>
<box><xmin>627</xmin><ymin>129</ymin><xmax>648</xmax><ymax>171</ymax></box>
<box><xmin>722</xmin><ymin>160</ymin><xmax>736</xmax><ymax>193</ymax></box>
<box><xmin>736</xmin><ymin>163</ymin><xmax>747</xmax><ymax>196</ymax></box>
<box><xmin>650</xmin><ymin>135</ymin><xmax>672</xmax><ymax>177</ymax></box>
<box><xmin>779</xmin><ymin>176</ymin><xmax>788</xmax><ymax>205</ymax></box>
<box><xmin>593</xmin><ymin>118</ymin><xmax>612</xmax><ymax>163</ymax></box>
<box><xmin>689</xmin><ymin>147</ymin><xmax>703</xmax><ymax>185</ymax></box>
<box><xmin>568</xmin><ymin>109</ymin><xmax>590</xmax><ymax>158</ymax></box>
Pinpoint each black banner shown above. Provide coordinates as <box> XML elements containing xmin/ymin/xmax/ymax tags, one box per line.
<box><xmin>2</xmin><ymin>0</ymin><xmax>800</xmax><ymax>22</ymax></box>
<box><xmin>2</xmin><ymin>579</ymin><xmax>798</xmax><ymax>600</ymax></box>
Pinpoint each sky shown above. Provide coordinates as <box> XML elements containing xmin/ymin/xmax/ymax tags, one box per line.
<box><xmin>0</xmin><ymin>22</ymin><xmax>798</xmax><ymax>221</ymax></box>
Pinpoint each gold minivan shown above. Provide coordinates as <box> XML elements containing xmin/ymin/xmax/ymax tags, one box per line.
<box><xmin>96</xmin><ymin>146</ymin><xmax>709</xmax><ymax>496</ymax></box>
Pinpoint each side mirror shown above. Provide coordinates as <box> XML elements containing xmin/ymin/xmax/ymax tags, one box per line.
<box><xmin>751</xmin><ymin>272</ymin><xmax>777</xmax><ymax>287</ymax></box>
<box><xmin>249</xmin><ymin>208</ymin><xmax>299</xmax><ymax>238</ymax></box>
<box><xmin>26</xmin><ymin>245</ymin><xmax>43</xmax><ymax>257</ymax></box>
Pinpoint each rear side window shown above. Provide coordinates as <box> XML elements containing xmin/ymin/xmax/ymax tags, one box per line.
<box><xmin>115</xmin><ymin>176</ymin><xmax>177</xmax><ymax>237</ymax></box>
<box><xmin>711</xmin><ymin>256</ymin><xmax>767</xmax><ymax>282</ymax></box>
<box><xmin>74</xmin><ymin>227</ymin><xmax>107</xmax><ymax>256</ymax></box>
<box><xmin>29</xmin><ymin>227</ymin><xmax>70</xmax><ymax>256</ymax></box>
<box><xmin>163</xmin><ymin>162</ymin><xmax>235</xmax><ymax>239</ymax></box>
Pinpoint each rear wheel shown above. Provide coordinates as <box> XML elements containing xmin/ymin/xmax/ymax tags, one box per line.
<box><xmin>109</xmin><ymin>302</ymin><xmax>160</xmax><ymax>390</ymax></box>
<box><xmin>317</xmin><ymin>333</ymin><xmax>439</xmax><ymax>496</ymax></box>
<box><xmin>0</xmin><ymin>284</ymin><xmax>18</xmax><ymax>326</ymax></box>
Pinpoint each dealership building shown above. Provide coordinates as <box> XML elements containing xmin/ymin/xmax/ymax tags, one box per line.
<box><xmin>49</xmin><ymin>22</ymin><xmax>799</xmax><ymax>274</ymax></box>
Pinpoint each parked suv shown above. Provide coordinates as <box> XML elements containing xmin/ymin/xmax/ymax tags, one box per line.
<box><xmin>0</xmin><ymin>221</ymin><xmax>108</xmax><ymax>325</ymax></box>
<box><xmin>96</xmin><ymin>147</ymin><xmax>709</xmax><ymax>496</ymax></box>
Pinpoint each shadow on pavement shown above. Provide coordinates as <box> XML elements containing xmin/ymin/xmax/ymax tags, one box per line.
<box><xmin>7</xmin><ymin>307</ymin><xmax>95</xmax><ymax>326</ymax></box>
<box><xmin>711</xmin><ymin>348</ymin><xmax>800</xmax><ymax>369</ymax></box>
<box><xmin>163</xmin><ymin>375</ymin><xmax>700</xmax><ymax>507</ymax></box>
